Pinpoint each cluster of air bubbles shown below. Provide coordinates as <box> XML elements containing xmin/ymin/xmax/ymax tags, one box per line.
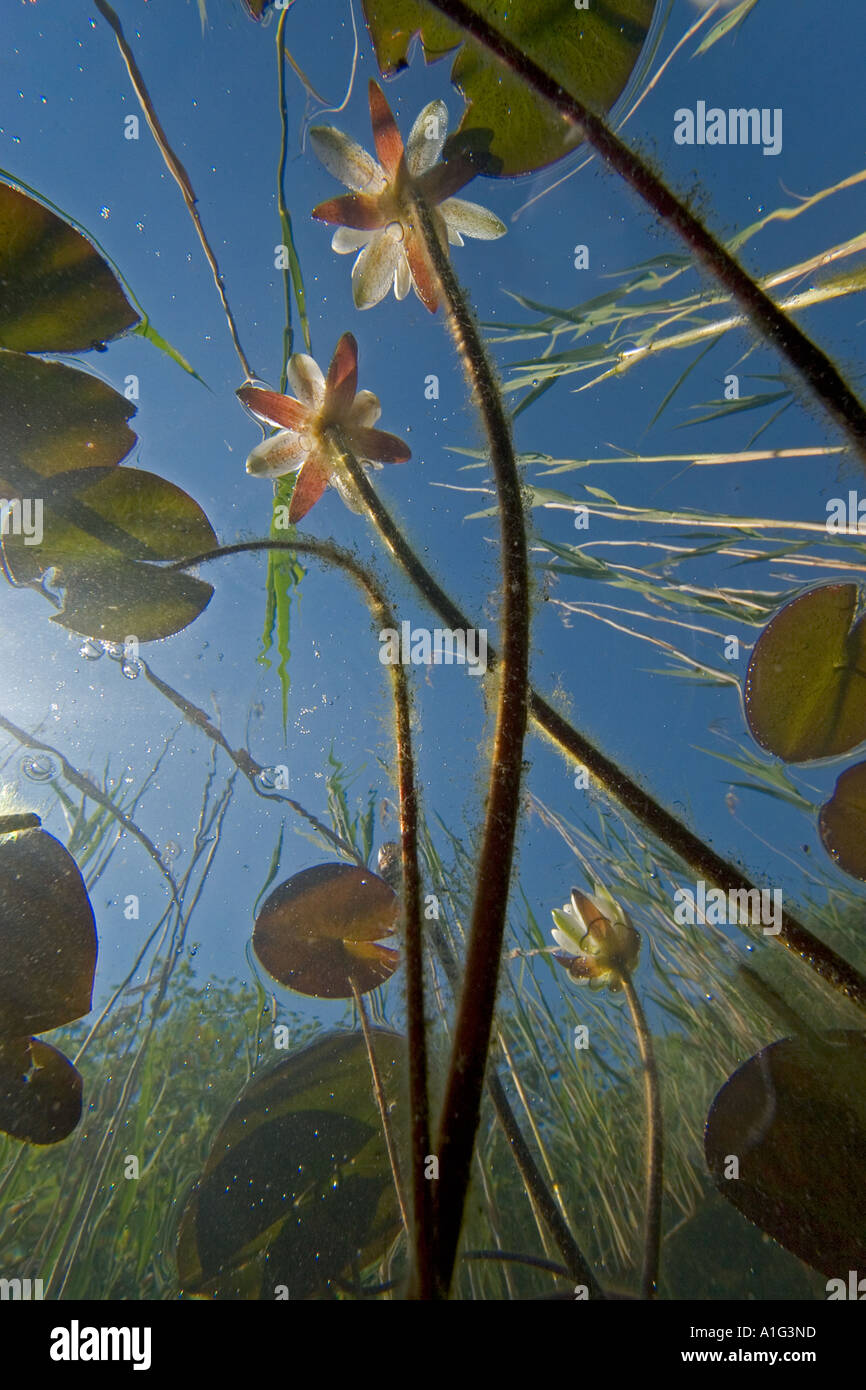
<box><xmin>78</xmin><ymin>638</ymin><xmax>142</xmax><ymax>678</ymax></box>
<box><xmin>21</xmin><ymin>753</ymin><xmax>58</xmax><ymax>783</ymax></box>
<box><xmin>161</xmin><ymin>840</ymin><xmax>181</xmax><ymax>863</ymax></box>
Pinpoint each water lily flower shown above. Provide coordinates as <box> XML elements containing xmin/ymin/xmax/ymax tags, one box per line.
<box><xmin>551</xmin><ymin>885</ymin><xmax>641</xmax><ymax>992</ymax></box>
<box><xmin>237</xmin><ymin>332</ymin><xmax>410</xmax><ymax>523</ymax></box>
<box><xmin>310</xmin><ymin>80</ymin><xmax>506</xmax><ymax>312</ymax></box>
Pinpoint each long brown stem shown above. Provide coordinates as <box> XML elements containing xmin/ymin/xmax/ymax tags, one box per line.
<box><xmin>328</xmin><ymin>451</ymin><xmax>866</xmax><ymax>1013</ymax></box>
<box><xmin>426</xmin><ymin>0</ymin><xmax>866</xmax><ymax>463</ymax></box>
<box><xmin>93</xmin><ymin>0</ymin><xmax>255</xmax><ymax>381</ymax></box>
<box><xmin>408</xmin><ymin>191</ymin><xmax>530</xmax><ymax>1297</ymax></box>
<box><xmin>620</xmin><ymin>971</ymin><xmax>663</xmax><ymax>1299</ymax></box>
<box><xmin>167</xmin><ymin>535</ymin><xmax>433</xmax><ymax>1298</ymax></box>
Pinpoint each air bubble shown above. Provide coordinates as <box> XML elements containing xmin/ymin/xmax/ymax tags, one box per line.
<box><xmin>79</xmin><ymin>638</ymin><xmax>105</xmax><ymax>660</ymax></box>
<box><xmin>121</xmin><ymin>658</ymin><xmax>143</xmax><ymax>680</ymax></box>
<box><xmin>104</xmin><ymin>642</ymin><xmax>125</xmax><ymax>661</ymax></box>
<box><xmin>21</xmin><ymin>753</ymin><xmax>58</xmax><ymax>783</ymax></box>
<box><xmin>256</xmin><ymin>767</ymin><xmax>280</xmax><ymax>792</ymax></box>
<box><xmin>161</xmin><ymin>840</ymin><xmax>181</xmax><ymax>862</ymax></box>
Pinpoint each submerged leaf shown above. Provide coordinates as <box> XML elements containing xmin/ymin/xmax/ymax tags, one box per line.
<box><xmin>0</xmin><ymin>1035</ymin><xmax>83</xmax><ymax>1145</ymax></box>
<box><xmin>0</xmin><ymin>181</ymin><xmax>138</xmax><ymax>353</ymax></box>
<box><xmin>177</xmin><ymin>1029</ymin><xmax>406</xmax><ymax>1298</ymax></box>
<box><xmin>704</xmin><ymin>1032</ymin><xmax>866</xmax><ymax>1276</ymax></box>
<box><xmin>362</xmin><ymin>0</ymin><xmax>656</xmax><ymax>176</ymax></box>
<box><xmin>819</xmin><ymin>762</ymin><xmax>866</xmax><ymax>879</ymax></box>
<box><xmin>0</xmin><ymin>827</ymin><xmax>97</xmax><ymax>1037</ymax></box>
<box><xmin>253</xmin><ymin>863</ymin><xmax>400</xmax><ymax>998</ymax></box>
<box><xmin>744</xmin><ymin>584</ymin><xmax>866</xmax><ymax>762</ymax></box>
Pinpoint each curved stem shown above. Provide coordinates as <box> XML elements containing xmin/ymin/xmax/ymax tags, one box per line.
<box><xmin>328</xmin><ymin>449</ymin><xmax>866</xmax><ymax>1013</ymax></box>
<box><xmin>351</xmin><ymin>977</ymin><xmax>411</xmax><ymax>1237</ymax></box>
<box><xmin>426</xmin><ymin>0</ymin><xmax>866</xmax><ymax>463</ymax></box>
<box><xmin>620</xmin><ymin>970</ymin><xmax>663</xmax><ymax>1299</ymax></box>
<box><xmin>167</xmin><ymin>536</ymin><xmax>433</xmax><ymax>1298</ymax></box>
<box><xmin>408</xmin><ymin>191</ymin><xmax>531</xmax><ymax>1297</ymax></box>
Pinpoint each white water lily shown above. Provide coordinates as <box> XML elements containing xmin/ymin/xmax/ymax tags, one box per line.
<box><xmin>310</xmin><ymin>80</ymin><xmax>506</xmax><ymax>312</ymax></box>
<box><xmin>551</xmin><ymin>885</ymin><xmax>641</xmax><ymax>992</ymax></box>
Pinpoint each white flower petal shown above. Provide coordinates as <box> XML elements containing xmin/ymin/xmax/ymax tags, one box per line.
<box><xmin>446</xmin><ymin>225</ymin><xmax>464</xmax><ymax>247</ymax></box>
<box><xmin>394</xmin><ymin>250</ymin><xmax>412</xmax><ymax>300</ymax></box>
<box><xmin>330</xmin><ymin>468</ymin><xmax>364</xmax><ymax>514</ymax></box>
<box><xmin>245</xmin><ymin>430</ymin><xmax>307</xmax><ymax>479</ymax></box>
<box><xmin>332</xmin><ymin>226</ymin><xmax>374</xmax><ymax>255</ymax></box>
<box><xmin>406</xmin><ymin>100</ymin><xmax>449</xmax><ymax>176</ymax></box>
<box><xmin>351</xmin><ymin>226</ymin><xmax>403</xmax><ymax>310</ymax></box>
<box><xmin>287</xmin><ymin>353</ymin><xmax>326</xmax><ymax>408</ymax></box>
<box><xmin>551</xmin><ymin>908</ymin><xmax>583</xmax><ymax>951</ymax></box>
<box><xmin>551</xmin><ymin>926</ymin><xmax>578</xmax><ymax>956</ymax></box>
<box><xmin>309</xmin><ymin>125</ymin><xmax>387</xmax><ymax>194</ymax></box>
<box><xmin>440</xmin><ymin>197</ymin><xmax>507</xmax><ymax>241</ymax></box>
<box><xmin>349</xmin><ymin>389</ymin><xmax>382</xmax><ymax>428</ymax></box>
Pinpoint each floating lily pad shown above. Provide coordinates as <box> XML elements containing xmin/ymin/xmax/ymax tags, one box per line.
<box><xmin>0</xmin><ymin>181</ymin><xmax>138</xmax><ymax>354</ymax></box>
<box><xmin>704</xmin><ymin>1031</ymin><xmax>866</xmax><ymax>1276</ymax></box>
<box><xmin>0</xmin><ymin>1035</ymin><xmax>83</xmax><ymax>1145</ymax></box>
<box><xmin>819</xmin><ymin>762</ymin><xmax>866</xmax><ymax>880</ymax></box>
<box><xmin>744</xmin><ymin>584</ymin><xmax>866</xmax><ymax>762</ymax></box>
<box><xmin>0</xmin><ymin>827</ymin><xmax>97</xmax><ymax>1037</ymax></box>
<box><xmin>253</xmin><ymin>863</ymin><xmax>400</xmax><ymax>999</ymax></box>
<box><xmin>3</xmin><ymin>465</ymin><xmax>217</xmax><ymax>642</ymax></box>
<box><xmin>362</xmin><ymin>0</ymin><xmax>656</xmax><ymax>176</ymax></box>
<box><xmin>177</xmin><ymin>1029</ymin><xmax>406</xmax><ymax>1298</ymax></box>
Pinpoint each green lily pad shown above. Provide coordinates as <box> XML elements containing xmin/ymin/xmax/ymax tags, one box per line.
<box><xmin>0</xmin><ymin>1035</ymin><xmax>83</xmax><ymax>1145</ymax></box>
<box><xmin>704</xmin><ymin>1031</ymin><xmax>866</xmax><ymax>1277</ymax></box>
<box><xmin>0</xmin><ymin>181</ymin><xmax>138</xmax><ymax>354</ymax></box>
<box><xmin>744</xmin><ymin>584</ymin><xmax>866</xmax><ymax>762</ymax></box>
<box><xmin>0</xmin><ymin>352</ymin><xmax>136</xmax><ymax>487</ymax></box>
<box><xmin>819</xmin><ymin>762</ymin><xmax>866</xmax><ymax>880</ymax></box>
<box><xmin>177</xmin><ymin>1029</ymin><xmax>406</xmax><ymax>1298</ymax></box>
<box><xmin>0</xmin><ymin>827</ymin><xmax>97</xmax><ymax>1038</ymax></box>
<box><xmin>3</xmin><ymin>465</ymin><xmax>217</xmax><ymax>642</ymax></box>
<box><xmin>362</xmin><ymin>0</ymin><xmax>656</xmax><ymax>176</ymax></box>
<box><xmin>253</xmin><ymin>863</ymin><xmax>400</xmax><ymax>999</ymax></box>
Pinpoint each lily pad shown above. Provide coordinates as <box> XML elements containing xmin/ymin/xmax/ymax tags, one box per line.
<box><xmin>3</xmin><ymin>465</ymin><xmax>217</xmax><ymax>642</ymax></box>
<box><xmin>744</xmin><ymin>584</ymin><xmax>866</xmax><ymax>762</ymax></box>
<box><xmin>362</xmin><ymin>0</ymin><xmax>656</xmax><ymax>176</ymax></box>
<box><xmin>0</xmin><ymin>827</ymin><xmax>97</xmax><ymax>1038</ymax></box>
<box><xmin>253</xmin><ymin>863</ymin><xmax>400</xmax><ymax>999</ymax></box>
<box><xmin>819</xmin><ymin>762</ymin><xmax>866</xmax><ymax>880</ymax></box>
<box><xmin>0</xmin><ymin>181</ymin><xmax>138</xmax><ymax>354</ymax></box>
<box><xmin>0</xmin><ymin>1035</ymin><xmax>83</xmax><ymax>1145</ymax></box>
<box><xmin>704</xmin><ymin>1031</ymin><xmax>866</xmax><ymax>1277</ymax></box>
<box><xmin>177</xmin><ymin>1029</ymin><xmax>406</xmax><ymax>1298</ymax></box>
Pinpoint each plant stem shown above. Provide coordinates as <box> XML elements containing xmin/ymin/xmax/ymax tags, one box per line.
<box><xmin>93</xmin><ymin>0</ymin><xmax>255</xmax><ymax>382</ymax></box>
<box><xmin>425</xmin><ymin>0</ymin><xmax>866</xmax><ymax>463</ymax></box>
<box><xmin>168</xmin><ymin>535</ymin><xmax>433</xmax><ymax>1297</ymax></box>
<box><xmin>351</xmin><ymin>977</ymin><xmax>411</xmax><ymax>1237</ymax></box>
<box><xmin>328</xmin><ymin>448</ymin><xmax>866</xmax><ymax>1013</ymax></box>
<box><xmin>407</xmin><ymin>190</ymin><xmax>531</xmax><ymax>1297</ymax></box>
<box><xmin>620</xmin><ymin>970</ymin><xmax>663</xmax><ymax>1299</ymax></box>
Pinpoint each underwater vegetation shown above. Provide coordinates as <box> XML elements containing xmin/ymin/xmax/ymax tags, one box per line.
<box><xmin>1</xmin><ymin>0</ymin><xmax>866</xmax><ymax>1306</ymax></box>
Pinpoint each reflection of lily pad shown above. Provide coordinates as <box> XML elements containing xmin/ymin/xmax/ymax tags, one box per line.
<box><xmin>253</xmin><ymin>863</ymin><xmax>400</xmax><ymax>999</ymax></box>
<box><xmin>704</xmin><ymin>1031</ymin><xmax>866</xmax><ymax>1276</ymax></box>
<box><xmin>362</xmin><ymin>0</ymin><xmax>656</xmax><ymax>176</ymax></box>
<box><xmin>745</xmin><ymin>584</ymin><xmax>866</xmax><ymax>762</ymax></box>
<box><xmin>0</xmin><ymin>181</ymin><xmax>138</xmax><ymax>353</ymax></box>
<box><xmin>819</xmin><ymin>762</ymin><xmax>866</xmax><ymax>880</ymax></box>
<box><xmin>0</xmin><ymin>1035</ymin><xmax>83</xmax><ymax>1146</ymax></box>
<box><xmin>177</xmin><ymin>1029</ymin><xmax>406</xmax><ymax>1298</ymax></box>
<box><xmin>0</xmin><ymin>827</ymin><xmax>97</xmax><ymax>1037</ymax></box>
<box><xmin>3</xmin><ymin>465</ymin><xmax>217</xmax><ymax>642</ymax></box>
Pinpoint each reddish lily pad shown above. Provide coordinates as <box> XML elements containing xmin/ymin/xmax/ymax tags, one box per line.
<box><xmin>0</xmin><ymin>1035</ymin><xmax>83</xmax><ymax>1145</ymax></box>
<box><xmin>704</xmin><ymin>1031</ymin><xmax>866</xmax><ymax>1277</ymax></box>
<box><xmin>253</xmin><ymin>863</ymin><xmax>400</xmax><ymax>999</ymax></box>
<box><xmin>177</xmin><ymin>1029</ymin><xmax>406</xmax><ymax>1298</ymax></box>
<box><xmin>744</xmin><ymin>584</ymin><xmax>866</xmax><ymax>762</ymax></box>
<box><xmin>819</xmin><ymin>762</ymin><xmax>866</xmax><ymax>879</ymax></box>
